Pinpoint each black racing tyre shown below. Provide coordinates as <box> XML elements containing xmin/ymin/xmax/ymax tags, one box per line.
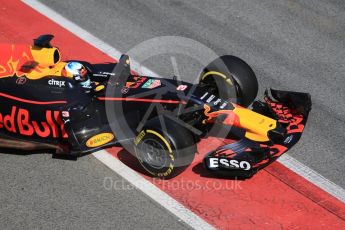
<box><xmin>134</xmin><ymin>117</ymin><xmax>196</xmax><ymax>179</ymax></box>
<box><xmin>199</xmin><ymin>55</ymin><xmax>258</xmax><ymax>107</ymax></box>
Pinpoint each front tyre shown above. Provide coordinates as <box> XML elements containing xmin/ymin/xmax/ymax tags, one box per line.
<box><xmin>134</xmin><ymin>117</ymin><xmax>196</xmax><ymax>179</ymax></box>
<box><xmin>200</xmin><ymin>55</ymin><xmax>258</xmax><ymax>107</ymax></box>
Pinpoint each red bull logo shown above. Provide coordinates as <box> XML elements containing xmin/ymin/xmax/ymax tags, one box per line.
<box><xmin>203</xmin><ymin>104</ymin><xmax>240</xmax><ymax>127</ymax></box>
<box><xmin>0</xmin><ymin>106</ymin><xmax>67</xmax><ymax>138</ymax></box>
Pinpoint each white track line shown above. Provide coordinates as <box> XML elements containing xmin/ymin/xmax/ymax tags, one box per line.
<box><xmin>278</xmin><ymin>154</ymin><xmax>345</xmax><ymax>203</ymax></box>
<box><xmin>94</xmin><ymin>150</ymin><xmax>215</xmax><ymax>230</ymax></box>
<box><xmin>23</xmin><ymin>0</ymin><xmax>345</xmax><ymax>218</ymax></box>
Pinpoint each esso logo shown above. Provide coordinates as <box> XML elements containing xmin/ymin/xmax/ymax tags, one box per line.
<box><xmin>208</xmin><ymin>158</ymin><xmax>251</xmax><ymax>171</ymax></box>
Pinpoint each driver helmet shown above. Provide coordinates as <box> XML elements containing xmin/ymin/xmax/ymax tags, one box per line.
<box><xmin>65</xmin><ymin>62</ymin><xmax>88</xmax><ymax>81</ymax></box>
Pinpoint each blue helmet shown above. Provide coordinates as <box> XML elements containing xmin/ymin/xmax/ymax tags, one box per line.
<box><xmin>65</xmin><ymin>61</ymin><xmax>88</xmax><ymax>81</ymax></box>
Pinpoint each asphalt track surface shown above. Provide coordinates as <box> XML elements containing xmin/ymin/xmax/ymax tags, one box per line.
<box><xmin>0</xmin><ymin>153</ymin><xmax>188</xmax><ymax>230</ymax></box>
<box><xmin>0</xmin><ymin>0</ymin><xmax>345</xmax><ymax>229</ymax></box>
<box><xmin>41</xmin><ymin>0</ymin><xmax>345</xmax><ymax>187</ymax></box>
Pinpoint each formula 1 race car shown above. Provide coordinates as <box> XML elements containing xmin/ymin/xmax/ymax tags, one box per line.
<box><xmin>0</xmin><ymin>35</ymin><xmax>311</xmax><ymax>178</ymax></box>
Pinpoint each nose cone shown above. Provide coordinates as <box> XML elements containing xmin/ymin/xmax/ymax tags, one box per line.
<box><xmin>268</xmin><ymin>123</ymin><xmax>286</xmax><ymax>143</ymax></box>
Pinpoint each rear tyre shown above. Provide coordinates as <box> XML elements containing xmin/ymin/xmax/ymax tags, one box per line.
<box><xmin>134</xmin><ymin>117</ymin><xmax>196</xmax><ymax>179</ymax></box>
<box><xmin>199</xmin><ymin>55</ymin><xmax>258</xmax><ymax>107</ymax></box>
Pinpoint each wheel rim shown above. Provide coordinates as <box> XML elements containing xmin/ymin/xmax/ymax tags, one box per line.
<box><xmin>201</xmin><ymin>72</ymin><xmax>239</xmax><ymax>102</ymax></box>
<box><xmin>140</xmin><ymin>138</ymin><xmax>169</xmax><ymax>170</ymax></box>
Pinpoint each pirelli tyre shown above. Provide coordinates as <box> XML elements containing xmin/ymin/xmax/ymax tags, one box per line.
<box><xmin>199</xmin><ymin>55</ymin><xmax>258</xmax><ymax>107</ymax></box>
<box><xmin>134</xmin><ymin>117</ymin><xmax>196</xmax><ymax>179</ymax></box>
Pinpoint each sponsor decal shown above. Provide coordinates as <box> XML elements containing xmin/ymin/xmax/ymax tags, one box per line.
<box><xmin>0</xmin><ymin>106</ymin><xmax>67</xmax><ymax>138</ymax></box>
<box><xmin>284</xmin><ymin>135</ymin><xmax>293</xmax><ymax>144</ymax></box>
<box><xmin>16</xmin><ymin>77</ymin><xmax>27</xmax><ymax>85</ymax></box>
<box><xmin>48</xmin><ymin>79</ymin><xmax>65</xmax><ymax>87</ymax></box>
<box><xmin>142</xmin><ymin>79</ymin><xmax>161</xmax><ymax>89</ymax></box>
<box><xmin>213</xmin><ymin>98</ymin><xmax>222</xmax><ymax>106</ymax></box>
<box><xmin>200</xmin><ymin>92</ymin><xmax>208</xmax><ymax>100</ymax></box>
<box><xmin>62</xmin><ymin>111</ymin><xmax>69</xmax><ymax>118</ymax></box>
<box><xmin>93</xmin><ymin>72</ymin><xmax>116</xmax><ymax>78</ymax></box>
<box><xmin>95</xmin><ymin>84</ymin><xmax>105</xmax><ymax>92</ymax></box>
<box><xmin>86</xmin><ymin>132</ymin><xmax>115</xmax><ymax>148</ymax></box>
<box><xmin>206</xmin><ymin>94</ymin><xmax>215</xmax><ymax>103</ymax></box>
<box><xmin>126</xmin><ymin>76</ymin><xmax>147</xmax><ymax>89</ymax></box>
<box><xmin>208</xmin><ymin>158</ymin><xmax>251</xmax><ymax>170</ymax></box>
<box><xmin>121</xmin><ymin>87</ymin><xmax>129</xmax><ymax>94</ymax></box>
<box><xmin>220</xmin><ymin>102</ymin><xmax>228</xmax><ymax>109</ymax></box>
<box><xmin>157</xmin><ymin>163</ymin><xmax>174</xmax><ymax>177</ymax></box>
<box><xmin>176</xmin><ymin>85</ymin><xmax>187</xmax><ymax>91</ymax></box>
<box><xmin>134</xmin><ymin>130</ymin><xmax>146</xmax><ymax>145</ymax></box>
<box><xmin>203</xmin><ymin>104</ymin><xmax>240</xmax><ymax>126</ymax></box>
<box><xmin>99</xmin><ymin>71</ymin><xmax>116</xmax><ymax>76</ymax></box>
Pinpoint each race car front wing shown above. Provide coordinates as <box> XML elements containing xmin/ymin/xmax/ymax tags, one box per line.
<box><xmin>203</xmin><ymin>89</ymin><xmax>312</xmax><ymax>178</ymax></box>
